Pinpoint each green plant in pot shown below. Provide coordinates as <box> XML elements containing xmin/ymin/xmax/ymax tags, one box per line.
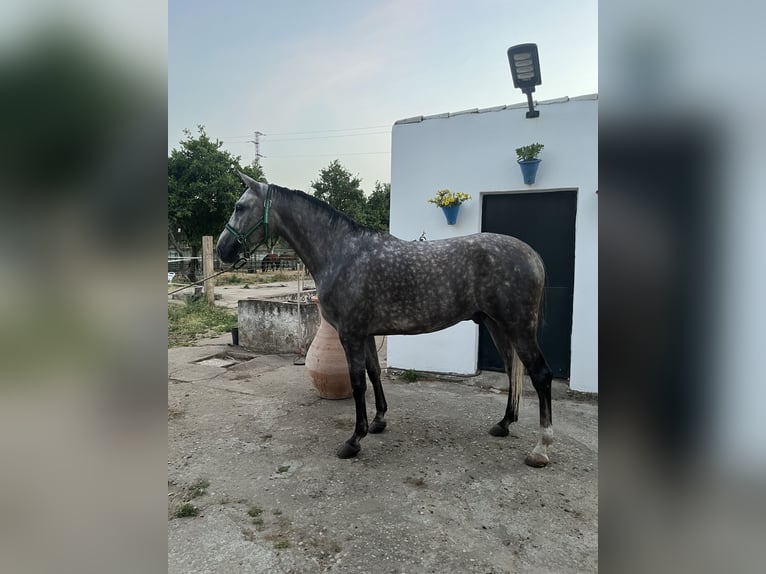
<box><xmin>516</xmin><ymin>142</ymin><xmax>544</xmax><ymax>184</ymax></box>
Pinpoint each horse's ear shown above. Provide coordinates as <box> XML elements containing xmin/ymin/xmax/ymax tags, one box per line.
<box><xmin>237</xmin><ymin>171</ymin><xmax>260</xmax><ymax>190</ymax></box>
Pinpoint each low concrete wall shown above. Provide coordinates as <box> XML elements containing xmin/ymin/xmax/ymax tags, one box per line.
<box><xmin>237</xmin><ymin>299</ymin><xmax>320</xmax><ymax>354</ymax></box>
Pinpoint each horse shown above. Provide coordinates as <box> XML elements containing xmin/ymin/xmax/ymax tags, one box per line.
<box><xmin>261</xmin><ymin>252</ymin><xmax>280</xmax><ymax>272</ymax></box>
<box><xmin>216</xmin><ymin>173</ymin><xmax>554</xmax><ymax>467</ymax></box>
<box><xmin>278</xmin><ymin>252</ymin><xmax>298</xmax><ymax>270</ymax></box>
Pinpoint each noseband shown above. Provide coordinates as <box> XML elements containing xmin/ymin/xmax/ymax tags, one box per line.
<box><xmin>225</xmin><ymin>185</ymin><xmax>275</xmax><ymax>268</ymax></box>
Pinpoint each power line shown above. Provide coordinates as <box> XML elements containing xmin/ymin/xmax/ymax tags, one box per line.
<box><xmin>169</xmin><ymin>127</ymin><xmax>393</xmax><ymax>160</ymax></box>
<box><xmin>266</xmin><ymin>151</ymin><xmax>390</xmax><ymax>159</ymax></box>
<box><xmin>263</xmin><ymin>130</ymin><xmax>390</xmax><ymax>143</ymax></box>
<box><xmin>217</xmin><ymin>123</ymin><xmax>392</xmax><ymax>161</ymax></box>
<box><xmin>222</xmin><ymin>131</ymin><xmax>389</xmax><ymax>147</ymax></box>
<box><xmin>219</xmin><ymin>124</ymin><xmax>391</xmax><ymax>140</ymax></box>
<box><xmin>265</xmin><ymin>124</ymin><xmax>391</xmax><ymax>136</ymax></box>
<box><xmin>222</xmin><ymin>141</ymin><xmax>391</xmax><ymax>158</ymax></box>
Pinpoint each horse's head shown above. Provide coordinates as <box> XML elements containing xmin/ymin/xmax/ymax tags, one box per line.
<box><xmin>216</xmin><ymin>172</ymin><xmax>272</xmax><ymax>264</ymax></box>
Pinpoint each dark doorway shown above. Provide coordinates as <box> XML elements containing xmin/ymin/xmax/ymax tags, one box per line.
<box><xmin>479</xmin><ymin>190</ymin><xmax>577</xmax><ymax>378</ymax></box>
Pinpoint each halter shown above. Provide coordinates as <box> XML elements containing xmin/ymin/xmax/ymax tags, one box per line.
<box><xmin>225</xmin><ymin>185</ymin><xmax>275</xmax><ymax>269</ymax></box>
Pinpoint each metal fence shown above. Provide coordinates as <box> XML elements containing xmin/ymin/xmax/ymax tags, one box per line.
<box><xmin>168</xmin><ymin>247</ymin><xmax>302</xmax><ymax>276</ymax></box>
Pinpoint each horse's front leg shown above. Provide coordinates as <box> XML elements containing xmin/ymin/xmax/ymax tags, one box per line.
<box><xmin>336</xmin><ymin>336</ymin><xmax>368</xmax><ymax>459</ymax></box>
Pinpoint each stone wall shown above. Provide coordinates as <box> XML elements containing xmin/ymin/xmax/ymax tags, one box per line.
<box><xmin>237</xmin><ymin>299</ymin><xmax>320</xmax><ymax>354</ymax></box>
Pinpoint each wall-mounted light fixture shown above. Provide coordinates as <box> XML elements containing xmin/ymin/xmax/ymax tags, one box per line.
<box><xmin>507</xmin><ymin>43</ymin><xmax>542</xmax><ymax>118</ymax></box>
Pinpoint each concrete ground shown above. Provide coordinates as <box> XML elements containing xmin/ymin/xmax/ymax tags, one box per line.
<box><xmin>168</xmin><ymin>329</ymin><xmax>598</xmax><ymax>573</ymax></box>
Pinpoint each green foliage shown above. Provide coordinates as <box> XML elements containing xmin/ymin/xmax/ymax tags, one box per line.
<box><xmin>168</xmin><ymin>126</ymin><xmax>268</xmax><ymax>252</ymax></box>
<box><xmin>515</xmin><ymin>143</ymin><xmax>544</xmax><ymax>162</ymax></box>
<box><xmin>428</xmin><ymin>189</ymin><xmax>471</xmax><ymax>208</ymax></box>
<box><xmin>400</xmin><ymin>369</ymin><xmax>419</xmax><ymax>383</ymax></box>
<box><xmin>215</xmin><ymin>273</ymin><xmax>248</xmax><ymax>285</ymax></box>
<box><xmin>311</xmin><ymin>160</ymin><xmax>390</xmax><ymax>231</ymax></box>
<box><xmin>311</xmin><ymin>160</ymin><xmax>366</xmax><ymax>222</ymax></box>
<box><xmin>266</xmin><ymin>271</ymin><xmax>293</xmax><ymax>283</ymax></box>
<box><xmin>167</xmin><ymin>299</ymin><xmax>238</xmax><ymax>347</ymax></box>
<box><xmin>240</xmin><ymin>159</ymin><xmax>267</xmax><ymax>183</ymax></box>
<box><xmin>212</xmin><ymin>271</ymin><xmax>293</xmax><ymax>286</ymax></box>
<box><xmin>362</xmin><ymin>181</ymin><xmax>391</xmax><ymax>231</ymax></box>
<box><xmin>175</xmin><ymin>503</ymin><xmax>199</xmax><ymax>518</ymax></box>
<box><xmin>188</xmin><ymin>479</ymin><xmax>210</xmax><ymax>499</ymax></box>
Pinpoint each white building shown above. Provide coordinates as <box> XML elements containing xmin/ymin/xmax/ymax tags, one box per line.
<box><xmin>387</xmin><ymin>94</ymin><xmax>598</xmax><ymax>393</ymax></box>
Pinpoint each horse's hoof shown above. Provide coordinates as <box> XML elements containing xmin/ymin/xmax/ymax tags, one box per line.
<box><xmin>369</xmin><ymin>419</ymin><xmax>387</xmax><ymax>434</ymax></box>
<box><xmin>524</xmin><ymin>452</ymin><xmax>550</xmax><ymax>468</ymax></box>
<box><xmin>336</xmin><ymin>442</ymin><xmax>361</xmax><ymax>459</ymax></box>
<box><xmin>489</xmin><ymin>423</ymin><xmax>510</xmax><ymax>437</ymax></box>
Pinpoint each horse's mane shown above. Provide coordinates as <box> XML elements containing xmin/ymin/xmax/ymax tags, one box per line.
<box><xmin>269</xmin><ymin>184</ymin><xmax>385</xmax><ymax>237</ymax></box>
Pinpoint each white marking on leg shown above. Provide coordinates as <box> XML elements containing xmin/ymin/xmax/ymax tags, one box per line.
<box><xmin>531</xmin><ymin>425</ymin><xmax>554</xmax><ymax>459</ymax></box>
<box><xmin>541</xmin><ymin>425</ymin><xmax>554</xmax><ymax>445</ymax></box>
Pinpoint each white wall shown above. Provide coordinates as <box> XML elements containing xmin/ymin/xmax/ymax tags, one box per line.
<box><xmin>387</xmin><ymin>95</ymin><xmax>598</xmax><ymax>393</ymax></box>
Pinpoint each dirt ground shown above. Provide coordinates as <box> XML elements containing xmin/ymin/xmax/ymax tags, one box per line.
<box><xmin>168</xmin><ymin>334</ymin><xmax>598</xmax><ymax>573</ymax></box>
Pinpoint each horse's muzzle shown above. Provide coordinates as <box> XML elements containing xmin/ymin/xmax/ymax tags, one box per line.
<box><xmin>215</xmin><ymin>235</ymin><xmax>239</xmax><ymax>264</ymax></box>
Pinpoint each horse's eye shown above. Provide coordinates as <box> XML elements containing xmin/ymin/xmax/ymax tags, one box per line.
<box><xmin>235</xmin><ymin>204</ymin><xmax>244</xmax><ymax>213</ymax></box>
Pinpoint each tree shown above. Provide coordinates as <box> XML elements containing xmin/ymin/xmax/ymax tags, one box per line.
<box><xmin>310</xmin><ymin>160</ymin><xmax>366</xmax><ymax>223</ymax></box>
<box><xmin>168</xmin><ymin>126</ymin><xmax>266</xmax><ymax>280</ymax></box>
<box><xmin>362</xmin><ymin>181</ymin><xmax>390</xmax><ymax>232</ymax></box>
<box><xmin>240</xmin><ymin>158</ymin><xmax>267</xmax><ymax>183</ymax></box>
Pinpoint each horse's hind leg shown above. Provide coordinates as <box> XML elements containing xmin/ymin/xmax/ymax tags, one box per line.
<box><xmin>484</xmin><ymin>317</ymin><xmax>553</xmax><ymax>467</ymax></box>
<box><xmin>511</xmin><ymin>333</ymin><xmax>554</xmax><ymax>468</ymax></box>
<box><xmin>365</xmin><ymin>336</ymin><xmax>388</xmax><ymax>434</ymax></box>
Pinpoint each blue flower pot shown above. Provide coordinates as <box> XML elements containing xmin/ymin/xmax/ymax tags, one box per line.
<box><xmin>441</xmin><ymin>204</ymin><xmax>461</xmax><ymax>225</ymax></box>
<box><xmin>518</xmin><ymin>159</ymin><xmax>542</xmax><ymax>184</ymax></box>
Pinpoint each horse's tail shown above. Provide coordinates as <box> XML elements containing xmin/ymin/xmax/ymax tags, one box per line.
<box><xmin>513</xmin><ymin>253</ymin><xmax>547</xmax><ymax>415</ymax></box>
<box><xmin>511</xmin><ymin>346</ymin><xmax>525</xmax><ymax>419</ymax></box>
<box><xmin>536</xmin><ymin>255</ymin><xmax>548</xmax><ymax>342</ymax></box>
<box><xmin>537</xmin><ymin>262</ymin><xmax>548</xmax><ymax>341</ymax></box>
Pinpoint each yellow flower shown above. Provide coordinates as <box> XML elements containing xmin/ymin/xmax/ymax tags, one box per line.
<box><xmin>427</xmin><ymin>189</ymin><xmax>472</xmax><ymax>208</ymax></box>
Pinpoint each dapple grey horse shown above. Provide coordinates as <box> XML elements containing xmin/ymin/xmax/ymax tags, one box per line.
<box><xmin>216</xmin><ymin>174</ymin><xmax>554</xmax><ymax>467</ymax></box>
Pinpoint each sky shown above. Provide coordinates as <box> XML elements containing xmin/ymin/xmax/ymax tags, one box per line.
<box><xmin>169</xmin><ymin>0</ymin><xmax>597</xmax><ymax>194</ymax></box>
